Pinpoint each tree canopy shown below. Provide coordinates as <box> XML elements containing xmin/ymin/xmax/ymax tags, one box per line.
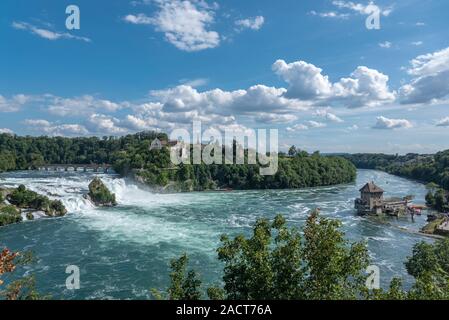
<box><xmin>0</xmin><ymin>133</ymin><xmax>356</xmax><ymax>191</ymax></box>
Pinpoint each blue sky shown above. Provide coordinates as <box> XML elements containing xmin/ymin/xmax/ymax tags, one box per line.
<box><xmin>1</xmin><ymin>0</ymin><xmax>449</xmax><ymax>153</ymax></box>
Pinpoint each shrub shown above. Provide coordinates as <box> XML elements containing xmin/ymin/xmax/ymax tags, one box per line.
<box><xmin>8</xmin><ymin>186</ymin><xmax>66</xmax><ymax>217</ymax></box>
<box><xmin>0</xmin><ymin>205</ymin><xmax>22</xmax><ymax>226</ymax></box>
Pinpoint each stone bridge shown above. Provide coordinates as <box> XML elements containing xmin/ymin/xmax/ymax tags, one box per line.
<box><xmin>35</xmin><ymin>164</ymin><xmax>112</xmax><ymax>173</ymax></box>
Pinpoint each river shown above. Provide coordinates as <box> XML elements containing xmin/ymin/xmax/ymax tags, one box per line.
<box><xmin>0</xmin><ymin>169</ymin><xmax>431</xmax><ymax>299</ymax></box>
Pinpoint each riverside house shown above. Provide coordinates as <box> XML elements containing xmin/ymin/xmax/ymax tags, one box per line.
<box><xmin>355</xmin><ymin>182</ymin><xmax>409</xmax><ymax>216</ymax></box>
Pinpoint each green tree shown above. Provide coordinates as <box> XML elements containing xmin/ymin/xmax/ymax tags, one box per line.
<box><xmin>425</xmin><ymin>191</ymin><xmax>435</xmax><ymax>207</ymax></box>
<box><xmin>302</xmin><ymin>211</ymin><xmax>369</xmax><ymax>299</ymax></box>
<box><xmin>159</xmin><ymin>213</ymin><xmax>449</xmax><ymax>301</ymax></box>
<box><xmin>405</xmin><ymin>239</ymin><xmax>449</xmax><ymax>300</ymax></box>
<box><xmin>213</xmin><ymin>210</ymin><xmax>369</xmax><ymax>300</ymax></box>
<box><xmin>168</xmin><ymin>254</ymin><xmax>202</xmax><ymax>300</ymax></box>
<box><xmin>288</xmin><ymin>146</ymin><xmax>297</xmax><ymax>157</ymax></box>
<box><xmin>434</xmin><ymin>189</ymin><xmax>447</xmax><ymax>212</ymax></box>
<box><xmin>0</xmin><ymin>151</ymin><xmax>16</xmax><ymax>172</ymax></box>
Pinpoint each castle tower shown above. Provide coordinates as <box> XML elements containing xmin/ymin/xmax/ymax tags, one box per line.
<box><xmin>359</xmin><ymin>182</ymin><xmax>384</xmax><ymax>211</ymax></box>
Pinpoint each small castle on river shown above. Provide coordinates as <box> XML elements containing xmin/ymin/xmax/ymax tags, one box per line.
<box><xmin>355</xmin><ymin>182</ymin><xmax>409</xmax><ymax>216</ymax></box>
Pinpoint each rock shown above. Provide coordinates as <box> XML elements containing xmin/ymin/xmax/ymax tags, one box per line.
<box><xmin>422</xmin><ymin>216</ymin><xmax>445</xmax><ymax>235</ymax></box>
<box><xmin>26</xmin><ymin>212</ymin><xmax>34</xmax><ymax>220</ymax></box>
<box><xmin>86</xmin><ymin>177</ymin><xmax>117</xmax><ymax>207</ymax></box>
<box><xmin>422</xmin><ymin>214</ymin><xmax>449</xmax><ymax>237</ymax></box>
<box><xmin>45</xmin><ymin>200</ymin><xmax>67</xmax><ymax>217</ymax></box>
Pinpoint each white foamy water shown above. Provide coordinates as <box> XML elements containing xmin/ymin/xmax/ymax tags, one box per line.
<box><xmin>2</xmin><ymin>172</ymin><xmax>203</xmax><ymax>214</ymax></box>
<box><xmin>1</xmin><ymin>172</ymin><xmax>220</xmax><ymax>249</ymax></box>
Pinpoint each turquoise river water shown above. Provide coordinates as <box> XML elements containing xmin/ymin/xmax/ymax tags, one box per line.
<box><xmin>0</xmin><ymin>169</ymin><xmax>431</xmax><ymax>299</ymax></box>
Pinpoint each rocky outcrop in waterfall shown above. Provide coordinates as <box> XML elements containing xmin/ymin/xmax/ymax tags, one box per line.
<box><xmin>85</xmin><ymin>177</ymin><xmax>117</xmax><ymax>207</ymax></box>
<box><xmin>0</xmin><ymin>185</ymin><xmax>67</xmax><ymax>227</ymax></box>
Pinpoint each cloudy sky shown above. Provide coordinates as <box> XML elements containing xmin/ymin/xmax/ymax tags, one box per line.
<box><xmin>1</xmin><ymin>0</ymin><xmax>449</xmax><ymax>153</ymax></box>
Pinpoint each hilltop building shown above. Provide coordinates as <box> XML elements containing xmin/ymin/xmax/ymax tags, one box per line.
<box><xmin>150</xmin><ymin>138</ymin><xmax>178</xmax><ymax>151</ymax></box>
<box><xmin>150</xmin><ymin>138</ymin><xmax>163</xmax><ymax>150</ymax></box>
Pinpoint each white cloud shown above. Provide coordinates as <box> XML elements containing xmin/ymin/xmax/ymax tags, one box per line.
<box><xmin>379</xmin><ymin>41</ymin><xmax>392</xmax><ymax>48</ymax></box>
<box><xmin>150</xmin><ymin>84</ymin><xmax>307</xmax><ymax>116</ymax></box>
<box><xmin>400</xmin><ymin>46</ymin><xmax>449</xmax><ymax>104</ymax></box>
<box><xmin>286</xmin><ymin>121</ymin><xmax>326</xmax><ymax>132</ymax></box>
<box><xmin>325</xmin><ymin>113</ymin><xmax>344</xmax><ymax>122</ymax></box>
<box><xmin>122</xmin><ymin>114</ymin><xmax>158</xmax><ymax>131</ymax></box>
<box><xmin>53</xmin><ymin>124</ymin><xmax>89</xmax><ymax>136</ymax></box>
<box><xmin>399</xmin><ymin>71</ymin><xmax>449</xmax><ymax>104</ymax></box>
<box><xmin>235</xmin><ymin>16</ymin><xmax>265</xmax><ymax>30</ymax></box>
<box><xmin>411</xmin><ymin>41</ymin><xmax>423</xmax><ymax>46</ymax></box>
<box><xmin>436</xmin><ymin>117</ymin><xmax>449</xmax><ymax>127</ymax></box>
<box><xmin>407</xmin><ymin>47</ymin><xmax>449</xmax><ymax>76</ymax></box>
<box><xmin>0</xmin><ymin>94</ymin><xmax>32</xmax><ymax>112</ymax></box>
<box><xmin>331</xmin><ymin>1</ymin><xmax>393</xmax><ymax>17</ymax></box>
<box><xmin>373</xmin><ymin>116</ymin><xmax>412</xmax><ymax>129</ymax></box>
<box><xmin>273</xmin><ymin>59</ymin><xmax>395</xmax><ymax>108</ymax></box>
<box><xmin>24</xmin><ymin>119</ymin><xmax>52</xmax><ymax>127</ymax></box>
<box><xmin>286</xmin><ymin>124</ymin><xmax>309</xmax><ymax>132</ymax></box>
<box><xmin>87</xmin><ymin>114</ymin><xmax>128</xmax><ymax>135</ymax></box>
<box><xmin>179</xmin><ymin>78</ymin><xmax>209</xmax><ymax>87</ymax></box>
<box><xmin>309</xmin><ymin>10</ymin><xmax>349</xmax><ymax>19</ymax></box>
<box><xmin>12</xmin><ymin>21</ymin><xmax>91</xmax><ymax>42</ymax></box>
<box><xmin>46</xmin><ymin>95</ymin><xmax>125</xmax><ymax>116</ymax></box>
<box><xmin>8</xmin><ymin>56</ymin><xmax>435</xmax><ymax>137</ymax></box>
<box><xmin>272</xmin><ymin>60</ymin><xmax>333</xmax><ymax>100</ymax></box>
<box><xmin>307</xmin><ymin>120</ymin><xmax>327</xmax><ymax>128</ymax></box>
<box><xmin>255</xmin><ymin>113</ymin><xmax>297</xmax><ymax>124</ymax></box>
<box><xmin>0</xmin><ymin>128</ymin><xmax>13</xmax><ymax>134</ymax></box>
<box><xmin>24</xmin><ymin>119</ymin><xmax>89</xmax><ymax>136</ymax></box>
<box><xmin>123</xmin><ymin>13</ymin><xmax>153</xmax><ymax>24</ymax></box>
<box><xmin>315</xmin><ymin>109</ymin><xmax>344</xmax><ymax>122</ymax></box>
<box><xmin>416</xmin><ymin>22</ymin><xmax>426</xmax><ymax>26</ymax></box>
<box><xmin>310</xmin><ymin>1</ymin><xmax>393</xmax><ymax>20</ymax></box>
<box><xmin>124</xmin><ymin>0</ymin><xmax>220</xmax><ymax>52</ymax></box>
<box><xmin>333</xmin><ymin>66</ymin><xmax>396</xmax><ymax>107</ymax></box>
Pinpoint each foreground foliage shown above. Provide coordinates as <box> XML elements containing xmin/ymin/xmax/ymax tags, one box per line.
<box><xmin>160</xmin><ymin>210</ymin><xmax>449</xmax><ymax>300</ymax></box>
<box><xmin>0</xmin><ymin>248</ymin><xmax>45</xmax><ymax>300</ymax></box>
